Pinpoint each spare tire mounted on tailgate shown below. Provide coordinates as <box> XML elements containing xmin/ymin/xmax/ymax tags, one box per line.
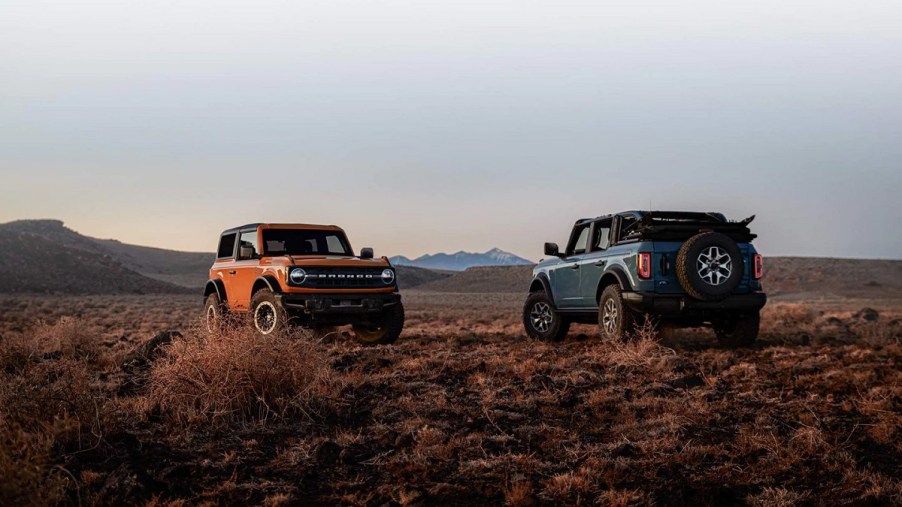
<box><xmin>676</xmin><ymin>232</ymin><xmax>744</xmax><ymax>301</ymax></box>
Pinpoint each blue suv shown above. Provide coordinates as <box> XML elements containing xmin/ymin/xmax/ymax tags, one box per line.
<box><xmin>523</xmin><ymin>211</ymin><xmax>766</xmax><ymax>346</ymax></box>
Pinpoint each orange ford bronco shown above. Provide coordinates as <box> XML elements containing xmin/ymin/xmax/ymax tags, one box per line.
<box><xmin>203</xmin><ymin>223</ymin><xmax>403</xmax><ymax>345</ymax></box>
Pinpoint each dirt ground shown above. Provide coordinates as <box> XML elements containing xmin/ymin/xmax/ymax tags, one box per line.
<box><xmin>1</xmin><ymin>292</ymin><xmax>900</xmax><ymax>506</ymax></box>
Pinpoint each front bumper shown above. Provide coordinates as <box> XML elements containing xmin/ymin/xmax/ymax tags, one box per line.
<box><xmin>277</xmin><ymin>292</ymin><xmax>401</xmax><ymax>324</ymax></box>
<box><xmin>622</xmin><ymin>291</ymin><xmax>767</xmax><ymax>316</ymax></box>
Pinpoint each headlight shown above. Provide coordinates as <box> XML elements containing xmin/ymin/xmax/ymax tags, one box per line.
<box><xmin>289</xmin><ymin>268</ymin><xmax>307</xmax><ymax>285</ymax></box>
<box><xmin>381</xmin><ymin>269</ymin><xmax>395</xmax><ymax>285</ymax></box>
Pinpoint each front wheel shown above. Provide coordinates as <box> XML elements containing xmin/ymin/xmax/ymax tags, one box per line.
<box><xmin>714</xmin><ymin>313</ymin><xmax>760</xmax><ymax>347</ymax></box>
<box><xmin>250</xmin><ymin>289</ymin><xmax>287</xmax><ymax>336</ymax></box>
<box><xmin>523</xmin><ymin>291</ymin><xmax>569</xmax><ymax>342</ymax></box>
<box><xmin>352</xmin><ymin>304</ymin><xmax>404</xmax><ymax>346</ymax></box>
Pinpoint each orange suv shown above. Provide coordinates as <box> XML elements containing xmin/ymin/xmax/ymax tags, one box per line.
<box><xmin>203</xmin><ymin>223</ymin><xmax>403</xmax><ymax>345</ymax></box>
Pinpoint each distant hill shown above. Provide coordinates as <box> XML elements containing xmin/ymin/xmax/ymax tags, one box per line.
<box><xmin>395</xmin><ymin>266</ymin><xmax>452</xmax><ymax>290</ymax></box>
<box><xmin>762</xmin><ymin>257</ymin><xmax>902</xmax><ymax>299</ymax></box>
<box><xmin>408</xmin><ymin>257</ymin><xmax>902</xmax><ymax>298</ymax></box>
<box><xmin>92</xmin><ymin>239</ymin><xmax>212</xmax><ymax>288</ymax></box>
<box><xmin>414</xmin><ymin>265</ymin><xmax>534</xmax><ymax>293</ymax></box>
<box><xmin>390</xmin><ymin>248</ymin><xmax>532</xmax><ymax>271</ymax></box>
<box><xmin>0</xmin><ymin>220</ymin><xmax>209</xmax><ymax>293</ymax></box>
<box><xmin>0</xmin><ymin>221</ymin><xmax>191</xmax><ymax>294</ymax></box>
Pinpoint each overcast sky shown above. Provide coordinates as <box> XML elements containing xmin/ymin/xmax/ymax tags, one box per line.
<box><xmin>1</xmin><ymin>0</ymin><xmax>900</xmax><ymax>260</ymax></box>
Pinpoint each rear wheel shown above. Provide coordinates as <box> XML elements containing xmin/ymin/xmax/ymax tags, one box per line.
<box><xmin>204</xmin><ymin>293</ymin><xmax>225</xmax><ymax>334</ymax></box>
<box><xmin>523</xmin><ymin>291</ymin><xmax>569</xmax><ymax>342</ymax></box>
<box><xmin>352</xmin><ymin>304</ymin><xmax>404</xmax><ymax>345</ymax></box>
<box><xmin>598</xmin><ymin>284</ymin><xmax>638</xmax><ymax>341</ymax></box>
<box><xmin>250</xmin><ymin>289</ymin><xmax>287</xmax><ymax>336</ymax></box>
<box><xmin>714</xmin><ymin>312</ymin><xmax>760</xmax><ymax>347</ymax></box>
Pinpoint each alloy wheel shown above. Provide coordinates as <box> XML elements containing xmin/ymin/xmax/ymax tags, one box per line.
<box><xmin>697</xmin><ymin>246</ymin><xmax>733</xmax><ymax>286</ymax></box>
<box><xmin>602</xmin><ymin>299</ymin><xmax>619</xmax><ymax>334</ymax></box>
<box><xmin>254</xmin><ymin>301</ymin><xmax>278</xmax><ymax>334</ymax></box>
<box><xmin>530</xmin><ymin>302</ymin><xmax>554</xmax><ymax>332</ymax></box>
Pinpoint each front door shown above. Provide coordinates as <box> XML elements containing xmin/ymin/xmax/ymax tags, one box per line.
<box><xmin>212</xmin><ymin>232</ymin><xmax>239</xmax><ymax>309</ymax></box>
<box><xmin>231</xmin><ymin>229</ymin><xmax>261</xmax><ymax>311</ymax></box>
<box><xmin>551</xmin><ymin>223</ymin><xmax>590</xmax><ymax>309</ymax></box>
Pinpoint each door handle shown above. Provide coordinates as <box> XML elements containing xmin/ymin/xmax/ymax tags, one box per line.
<box><xmin>570</xmin><ymin>264</ymin><xmax>580</xmax><ymax>270</ymax></box>
<box><xmin>595</xmin><ymin>260</ymin><xmax>607</xmax><ymax>267</ymax></box>
<box><xmin>228</xmin><ymin>270</ymin><xmax>237</xmax><ymax>275</ymax></box>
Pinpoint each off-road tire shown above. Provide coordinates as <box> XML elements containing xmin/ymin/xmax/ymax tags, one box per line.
<box><xmin>714</xmin><ymin>312</ymin><xmax>760</xmax><ymax>347</ymax></box>
<box><xmin>523</xmin><ymin>291</ymin><xmax>569</xmax><ymax>342</ymax></box>
<box><xmin>352</xmin><ymin>303</ymin><xmax>404</xmax><ymax>346</ymax></box>
<box><xmin>250</xmin><ymin>289</ymin><xmax>287</xmax><ymax>336</ymax></box>
<box><xmin>204</xmin><ymin>293</ymin><xmax>225</xmax><ymax>334</ymax></box>
<box><xmin>598</xmin><ymin>284</ymin><xmax>638</xmax><ymax>341</ymax></box>
<box><xmin>676</xmin><ymin>232</ymin><xmax>744</xmax><ymax>301</ymax></box>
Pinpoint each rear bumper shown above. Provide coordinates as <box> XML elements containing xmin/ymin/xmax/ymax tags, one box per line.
<box><xmin>278</xmin><ymin>292</ymin><xmax>401</xmax><ymax>324</ymax></box>
<box><xmin>622</xmin><ymin>291</ymin><xmax>767</xmax><ymax>315</ymax></box>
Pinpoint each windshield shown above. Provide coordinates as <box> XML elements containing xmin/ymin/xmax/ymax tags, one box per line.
<box><xmin>262</xmin><ymin>229</ymin><xmax>353</xmax><ymax>256</ymax></box>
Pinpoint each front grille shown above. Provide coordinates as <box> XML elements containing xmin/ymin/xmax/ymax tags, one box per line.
<box><xmin>301</xmin><ymin>268</ymin><xmax>389</xmax><ymax>288</ymax></box>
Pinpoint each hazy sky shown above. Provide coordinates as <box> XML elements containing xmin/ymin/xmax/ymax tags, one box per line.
<box><xmin>2</xmin><ymin>0</ymin><xmax>900</xmax><ymax>260</ymax></box>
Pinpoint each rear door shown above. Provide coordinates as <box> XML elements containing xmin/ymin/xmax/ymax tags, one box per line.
<box><xmin>579</xmin><ymin>218</ymin><xmax>615</xmax><ymax>307</ymax></box>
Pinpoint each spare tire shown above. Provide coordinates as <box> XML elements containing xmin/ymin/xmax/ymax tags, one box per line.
<box><xmin>676</xmin><ymin>232</ymin><xmax>744</xmax><ymax>301</ymax></box>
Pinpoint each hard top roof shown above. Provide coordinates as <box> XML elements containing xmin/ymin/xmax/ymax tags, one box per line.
<box><xmin>575</xmin><ymin>211</ymin><xmax>727</xmax><ymax>225</ymax></box>
<box><xmin>219</xmin><ymin>223</ymin><xmax>344</xmax><ymax>235</ymax></box>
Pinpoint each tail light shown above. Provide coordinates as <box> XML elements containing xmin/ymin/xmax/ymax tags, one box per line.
<box><xmin>753</xmin><ymin>254</ymin><xmax>764</xmax><ymax>279</ymax></box>
<box><xmin>637</xmin><ymin>253</ymin><xmax>652</xmax><ymax>279</ymax></box>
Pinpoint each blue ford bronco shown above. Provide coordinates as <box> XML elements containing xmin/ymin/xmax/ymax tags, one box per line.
<box><xmin>523</xmin><ymin>211</ymin><xmax>766</xmax><ymax>346</ymax></box>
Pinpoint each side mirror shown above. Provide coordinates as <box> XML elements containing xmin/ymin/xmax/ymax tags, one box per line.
<box><xmin>360</xmin><ymin>247</ymin><xmax>374</xmax><ymax>259</ymax></box>
<box><xmin>544</xmin><ymin>242</ymin><xmax>561</xmax><ymax>257</ymax></box>
<box><xmin>239</xmin><ymin>245</ymin><xmax>255</xmax><ymax>259</ymax></box>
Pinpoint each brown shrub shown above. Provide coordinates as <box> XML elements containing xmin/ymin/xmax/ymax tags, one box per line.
<box><xmin>29</xmin><ymin>317</ymin><xmax>99</xmax><ymax>360</ymax></box>
<box><xmin>146</xmin><ymin>326</ymin><xmax>335</xmax><ymax>427</ymax></box>
<box><xmin>0</xmin><ymin>356</ymin><xmax>101</xmax><ymax>449</ymax></box>
<box><xmin>0</xmin><ymin>319</ymin><xmax>107</xmax><ymax>506</ymax></box>
<box><xmin>603</xmin><ymin>319</ymin><xmax>676</xmax><ymax>370</ymax></box>
<box><xmin>0</xmin><ymin>424</ymin><xmax>68</xmax><ymax>507</ymax></box>
<box><xmin>504</xmin><ymin>480</ymin><xmax>535</xmax><ymax>507</ymax></box>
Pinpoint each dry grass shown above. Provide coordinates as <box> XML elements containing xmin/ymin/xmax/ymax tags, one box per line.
<box><xmin>0</xmin><ymin>425</ymin><xmax>68</xmax><ymax>507</ymax></box>
<box><xmin>0</xmin><ymin>293</ymin><xmax>899</xmax><ymax>505</ymax></box>
<box><xmin>145</xmin><ymin>325</ymin><xmax>336</xmax><ymax>428</ymax></box>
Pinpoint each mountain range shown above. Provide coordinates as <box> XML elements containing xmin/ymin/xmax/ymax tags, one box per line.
<box><xmin>0</xmin><ymin>220</ymin><xmax>210</xmax><ymax>294</ymax></box>
<box><xmin>390</xmin><ymin>248</ymin><xmax>533</xmax><ymax>271</ymax></box>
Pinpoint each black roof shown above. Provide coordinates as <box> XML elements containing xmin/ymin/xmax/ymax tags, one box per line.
<box><xmin>577</xmin><ymin>210</ymin><xmax>727</xmax><ymax>225</ymax></box>
<box><xmin>220</xmin><ymin>223</ymin><xmax>262</xmax><ymax>235</ymax></box>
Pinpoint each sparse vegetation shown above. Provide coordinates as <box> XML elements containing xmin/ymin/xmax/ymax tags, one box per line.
<box><xmin>0</xmin><ymin>292</ymin><xmax>899</xmax><ymax>504</ymax></box>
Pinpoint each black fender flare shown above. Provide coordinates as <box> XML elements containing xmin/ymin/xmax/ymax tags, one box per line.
<box><xmin>204</xmin><ymin>279</ymin><xmax>227</xmax><ymax>305</ymax></box>
<box><xmin>528</xmin><ymin>273</ymin><xmax>554</xmax><ymax>300</ymax></box>
<box><xmin>596</xmin><ymin>267</ymin><xmax>633</xmax><ymax>302</ymax></box>
<box><xmin>252</xmin><ymin>275</ymin><xmax>282</xmax><ymax>296</ymax></box>
<box><xmin>607</xmin><ymin>267</ymin><xmax>633</xmax><ymax>291</ymax></box>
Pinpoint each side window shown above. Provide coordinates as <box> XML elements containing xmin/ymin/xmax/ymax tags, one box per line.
<box><xmin>238</xmin><ymin>230</ymin><xmax>259</xmax><ymax>260</ymax></box>
<box><xmin>593</xmin><ymin>220</ymin><xmax>613</xmax><ymax>251</ymax></box>
<box><xmin>618</xmin><ymin>216</ymin><xmax>638</xmax><ymax>242</ymax></box>
<box><xmin>217</xmin><ymin>233</ymin><xmax>237</xmax><ymax>259</ymax></box>
<box><xmin>570</xmin><ymin>226</ymin><xmax>590</xmax><ymax>255</ymax></box>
